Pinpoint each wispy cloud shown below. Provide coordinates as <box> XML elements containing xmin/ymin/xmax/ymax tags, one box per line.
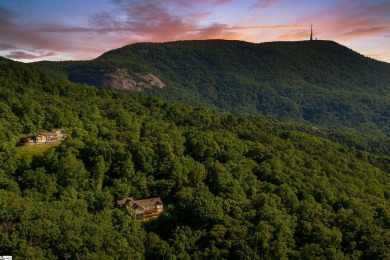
<box><xmin>288</xmin><ymin>0</ymin><xmax>390</xmax><ymax>61</ymax></box>
<box><xmin>302</xmin><ymin>0</ymin><xmax>390</xmax><ymax>39</ymax></box>
<box><xmin>340</xmin><ymin>26</ymin><xmax>388</xmax><ymax>39</ymax></box>
<box><xmin>123</xmin><ymin>2</ymin><xmax>195</xmax><ymax>40</ymax></box>
<box><xmin>111</xmin><ymin>0</ymin><xmax>232</xmax><ymax>10</ymax></box>
<box><xmin>225</xmin><ymin>24</ymin><xmax>307</xmax><ymax>31</ymax></box>
<box><xmin>249</xmin><ymin>0</ymin><xmax>278</xmax><ymax>11</ymax></box>
<box><xmin>0</xmin><ymin>43</ymin><xmax>16</xmax><ymax>50</ymax></box>
<box><xmin>277</xmin><ymin>30</ymin><xmax>311</xmax><ymax>41</ymax></box>
<box><xmin>189</xmin><ymin>23</ymin><xmax>241</xmax><ymax>40</ymax></box>
<box><xmin>0</xmin><ymin>6</ymin><xmax>71</xmax><ymax>54</ymax></box>
<box><xmin>176</xmin><ymin>0</ymin><xmax>232</xmax><ymax>6</ymax></box>
<box><xmin>90</xmin><ymin>11</ymin><xmax>121</xmax><ymax>28</ymax></box>
<box><xmin>86</xmin><ymin>1</ymin><xmax>237</xmax><ymax>41</ymax></box>
<box><xmin>5</xmin><ymin>51</ymin><xmax>56</xmax><ymax>60</ymax></box>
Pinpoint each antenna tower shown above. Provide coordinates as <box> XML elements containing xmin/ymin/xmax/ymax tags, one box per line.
<box><xmin>310</xmin><ymin>24</ymin><xmax>313</xmax><ymax>41</ymax></box>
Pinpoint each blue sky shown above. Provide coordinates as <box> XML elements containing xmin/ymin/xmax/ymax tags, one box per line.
<box><xmin>1</xmin><ymin>0</ymin><xmax>389</xmax><ymax>63</ymax></box>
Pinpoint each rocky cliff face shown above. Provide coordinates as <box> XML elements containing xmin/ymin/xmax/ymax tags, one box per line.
<box><xmin>102</xmin><ymin>68</ymin><xmax>165</xmax><ymax>92</ymax></box>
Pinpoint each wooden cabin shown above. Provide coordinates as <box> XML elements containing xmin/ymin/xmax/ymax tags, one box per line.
<box><xmin>116</xmin><ymin>197</ymin><xmax>163</xmax><ymax>221</ymax></box>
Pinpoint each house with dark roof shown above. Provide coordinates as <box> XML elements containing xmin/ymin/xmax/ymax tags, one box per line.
<box><xmin>116</xmin><ymin>197</ymin><xmax>134</xmax><ymax>208</ymax></box>
<box><xmin>116</xmin><ymin>197</ymin><xmax>163</xmax><ymax>220</ymax></box>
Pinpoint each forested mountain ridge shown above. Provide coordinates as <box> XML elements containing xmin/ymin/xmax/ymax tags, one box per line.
<box><xmin>31</xmin><ymin>40</ymin><xmax>390</xmax><ymax>137</ymax></box>
<box><xmin>1</xmin><ymin>50</ymin><xmax>390</xmax><ymax>258</ymax></box>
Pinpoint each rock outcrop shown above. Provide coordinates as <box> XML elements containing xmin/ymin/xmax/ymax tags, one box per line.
<box><xmin>102</xmin><ymin>68</ymin><xmax>165</xmax><ymax>92</ymax></box>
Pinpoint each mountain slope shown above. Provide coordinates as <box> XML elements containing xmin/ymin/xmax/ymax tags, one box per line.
<box><xmin>31</xmin><ymin>40</ymin><xmax>390</xmax><ymax>136</ymax></box>
<box><xmin>1</xmin><ymin>53</ymin><xmax>390</xmax><ymax>259</ymax></box>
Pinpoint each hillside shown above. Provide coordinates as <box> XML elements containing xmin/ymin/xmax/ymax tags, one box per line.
<box><xmin>1</xmin><ymin>49</ymin><xmax>390</xmax><ymax>259</ymax></box>
<box><xmin>31</xmin><ymin>40</ymin><xmax>390</xmax><ymax>138</ymax></box>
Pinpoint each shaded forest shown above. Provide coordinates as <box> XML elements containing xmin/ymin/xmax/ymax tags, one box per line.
<box><xmin>1</xmin><ymin>56</ymin><xmax>389</xmax><ymax>258</ymax></box>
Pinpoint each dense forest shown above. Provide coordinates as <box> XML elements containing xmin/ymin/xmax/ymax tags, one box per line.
<box><xmin>1</xmin><ymin>55</ymin><xmax>390</xmax><ymax>259</ymax></box>
<box><xmin>32</xmin><ymin>40</ymin><xmax>390</xmax><ymax>139</ymax></box>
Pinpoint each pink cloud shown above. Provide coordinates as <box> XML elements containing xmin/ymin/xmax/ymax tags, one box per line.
<box><xmin>248</xmin><ymin>0</ymin><xmax>278</xmax><ymax>11</ymax></box>
<box><xmin>85</xmin><ymin>1</ymin><xmax>227</xmax><ymax>42</ymax></box>
<box><xmin>340</xmin><ymin>26</ymin><xmax>388</xmax><ymax>39</ymax></box>
<box><xmin>189</xmin><ymin>23</ymin><xmax>240</xmax><ymax>40</ymax></box>
<box><xmin>301</xmin><ymin>0</ymin><xmax>390</xmax><ymax>38</ymax></box>
<box><xmin>85</xmin><ymin>0</ymin><xmax>306</xmax><ymax>43</ymax></box>
<box><xmin>277</xmin><ymin>30</ymin><xmax>311</xmax><ymax>41</ymax></box>
<box><xmin>305</xmin><ymin>0</ymin><xmax>381</xmax><ymax>22</ymax></box>
<box><xmin>5</xmin><ymin>51</ymin><xmax>56</xmax><ymax>60</ymax></box>
<box><xmin>225</xmin><ymin>24</ymin><xmax>307</xmax><ymax>31</ymax></box>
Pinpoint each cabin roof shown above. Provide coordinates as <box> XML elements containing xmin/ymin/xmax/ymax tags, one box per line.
<box><xmin>116</xmin><ymin>197</ymin><xmax>134</xmax><ymax>206</ymax></box>
<box><xmin>132</xmin><ymin>197</ymin><xmax>162</xmax><ymax>209</ymax></box>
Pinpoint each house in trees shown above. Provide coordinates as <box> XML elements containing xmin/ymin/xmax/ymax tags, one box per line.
<box><xmin>18</xmin><ymin>129</ymin><xmax>66</xmax><ymax>145</ymax></box>
<box><xmin>116</xmin><ymin>197</ymin><xmax>163</xmax><ymax>220</ymax></box>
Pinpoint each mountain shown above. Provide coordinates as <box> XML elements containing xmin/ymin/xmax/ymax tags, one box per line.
<box><xmin>1</xmin><ymin>52</ymin><xmax>390</xmax><ymax>259</ymax></box>
<box><xmin>31</xmin><ymin>40</ymin><xmax>390</xmax><ymax>137</ymax></box>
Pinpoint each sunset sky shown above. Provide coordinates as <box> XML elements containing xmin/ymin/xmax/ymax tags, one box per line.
<box><xmin>1</xmin><ymin>0</ymin><xmax>389</xmax><ymax>63</ymax></box>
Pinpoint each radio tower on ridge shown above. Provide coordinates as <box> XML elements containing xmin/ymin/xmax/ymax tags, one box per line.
<box><xmin>310</xmin><ymin>24</ymin><xmax>313</xmax><ymax>41</ymax></box>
